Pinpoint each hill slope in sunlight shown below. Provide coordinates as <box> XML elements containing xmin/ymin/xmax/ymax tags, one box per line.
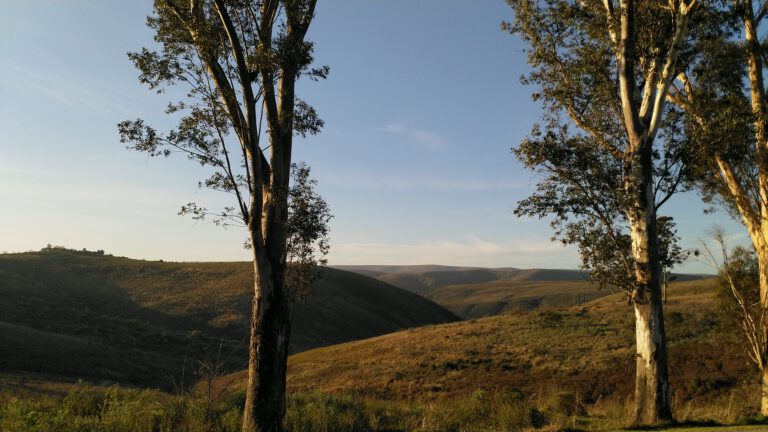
<box><xmin>0</xmin><ymin>250</ymin><xmax>458</xmax><ymax>389</ymax></box>
<box><xmin>220</xmin><ymin>279</ymin><xmax>755</xmax><ymax>411</ymax></box>
<box><xmin>337</xmin><ymin>265</ymin><xmax>710</xmax><ymax>318</ymax></box>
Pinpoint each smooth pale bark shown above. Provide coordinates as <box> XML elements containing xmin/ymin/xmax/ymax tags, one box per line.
<box><xmin>762</xmin><ymin>366</ymin><xmax>768</xmax><ymax>416</ymax></box>
<box><xmin>625</xmin><ymin>140</ymin><xmax>673</xmax><ymax>424</ymax></box>
<box><xmin>744</xmin><ymin>7</ymin><xmax>768</xmax><ymax>416</ymax></box>
<box><xmin>758</xmin><ymin>246</ymin><xmax>768</xmax><ymax>416</ymax></box>
<box><xmin>716</xmin><ymin>159</ymin><xmax>768</xmax><ymax>416</ymax></box>
<box><xmin>608</xmin><ymin>1</ymin><xmax>692</xmax><ymax>421</ymax></box>
<box><xmin>721</xmin><ymin>3</ymin><xmax>768</xmax><ymax>416</ymax></box>
<box><xmin>633</xmin><ymin>296</ymin><xmax>672</xmax><ymax>422</ymax></box>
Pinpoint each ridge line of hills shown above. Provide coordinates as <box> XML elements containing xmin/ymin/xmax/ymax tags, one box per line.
<box><xmin>0</xmin><ymin>249</ymin><xmax>713</xmax><ymax>393</ymax></box>
<box><xmin>334</xmin><ymin>264</ymin><xmax>710</xmax><ymax>319</ymax></box>
<box><xmin>0</xmin><ymin>250</ymin><xmax>456</xmax><ymax>389</ymax></box>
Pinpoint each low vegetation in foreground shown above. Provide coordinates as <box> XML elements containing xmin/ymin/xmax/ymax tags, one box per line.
<box><xmin>0</xmin><ymin>254</ymin><xmax>768</xmax><ymax>432</ymax></box>
<box><xmin>3</xmin><ymin>278</ymin><xmax>768</xmax><ymax>431</ymax></box>
<box><xmin>2</xmin><ymin>382</ymin><xmax>767</xmax><ymax>432</ymax></box>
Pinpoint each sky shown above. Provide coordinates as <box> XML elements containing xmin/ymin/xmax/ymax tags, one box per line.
<box><xmin>0</xmin><ymin>0</ymin><xmax>749</xmax><ymax>272</ymax></box>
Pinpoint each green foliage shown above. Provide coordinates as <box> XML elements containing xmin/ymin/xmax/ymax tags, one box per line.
<box><xmin>715</xmin><ymin>245</ymin><xmax>764</xmax><ymax>368</ymax></box>
<box><xmin>540</xmin><ymin>390</ymin><xmax>586</xmax><ymax>417</ymax></box>
<box><xmin>513</xmin><ymin>125</ymin><xmax>687</xmax><ymax>293</ymax></box>
<box><xmin>39</xmin><ymin>245</ymin><xmax>108</xmax><ymax>257</ymax></box>
<box><xmin>118</xmin><ymin>0</ymin><xmax>327</xmax><ymax>234</ymax></box>
<box><xmin>717</xmin><ymin>246</ymin><xmax>760</xmax><ymax>321</ymax></box>
<box><xmin>507</xmin><ymin>0</ymin><xmax>700</xmax><ymax>296</ymax></box>
<box><xmin>285</xmin><ymin>162</ymin><xmax>332</xmax><ymax>301</ymax></box>
<box><xmin>513</xmin><ymin>126</ymin><xmax>636</xmax><ymax>291</ymax></box>
<box><xmin>677</xmin><ymin>9</ymin><xmax>758</xmax><ymax>218</ymax></box>
<box><xmin>658</xmin><ymin>216</ymin><xmax>689</xmax><ymax>273</ymax></box>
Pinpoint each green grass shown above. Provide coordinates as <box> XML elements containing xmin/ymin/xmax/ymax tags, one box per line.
<box><xmin>0</xmin><ymin>384</ymin><xmax>572</xmax><ymax>432</ymax></box>
<box><xmin>3</xmin><ymin>383</ymin><xmax>765</xmax><ymax>432</ymax></box>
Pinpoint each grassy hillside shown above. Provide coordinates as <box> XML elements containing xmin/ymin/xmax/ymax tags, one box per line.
<box><xmin>218</xmin><ymin>279</ymin><xmax>757</xmax><ymax>418</ymax></box>
<box><xmin>429</xmin><ymin>280</ymin><xmax>606</xmax><ymax>317</ymax></box>
<box><xmin>333</xmin><ymin>264</ymin><xmax>491</xmax><ymax>277</ymax></box>
<box><xmin>2</xmin><ymin>272</ymin><xmax>761</xmax><ymax>430</ymax></box>
<box><xmin>0</xmin><ymin>249</ymin><xmax>457</xmax><ymax>389</ymax></box>
<box><xmin>340</xmin><ymin>265</ymin><xmax>710</xmax><ymax>319</ymax></box>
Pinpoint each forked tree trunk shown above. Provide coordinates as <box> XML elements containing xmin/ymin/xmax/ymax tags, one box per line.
<box><xmin>242</xmin><ymin>176</ymin><xmax>293</xmax><ymax>432</ymax></box>
<box><xmin>626</xmin><ymin>142</ymin><xmax>673</xmax><ymax>424</ymax></box>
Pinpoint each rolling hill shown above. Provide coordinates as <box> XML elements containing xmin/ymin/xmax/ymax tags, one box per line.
<box><xmin>0</xmin><ymin>249</ymin><xmax>458</xmax><ymax>389</ymax></box>
<box><xmin>213</xmin><ymin>278</ymin><xmax>756</xmax><ymax>420</ymax></box>
<box><xmin>337</xmin><ymin>265</ymin><xmax>710</xmax><ymax>318</ymax></box>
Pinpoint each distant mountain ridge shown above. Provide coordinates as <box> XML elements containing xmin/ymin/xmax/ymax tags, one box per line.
<box><xmin>334</xmin><ymin>264</ymin><xmax>711</xmax><ymax>318</ymax></box>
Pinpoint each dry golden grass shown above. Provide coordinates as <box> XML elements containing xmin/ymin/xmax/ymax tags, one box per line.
<box><xmin>219</xmin><ymin>278</ymin><xmax>755</xmax><ymax>425</ymax></box>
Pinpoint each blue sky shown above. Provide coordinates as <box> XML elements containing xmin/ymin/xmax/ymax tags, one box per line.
<box><xmin>0</xmin><ymin>1</ymin><xmax>748</xmax><ymax>272</ymax></box>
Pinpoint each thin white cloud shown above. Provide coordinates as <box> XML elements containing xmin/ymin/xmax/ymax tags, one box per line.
<box><xmin>1</xmin><ymin>62</ymin><xmax>143</xmax><ymax>115</ymax></box>
<box><xmin>329</xmin><ymin>237</ymin><xmax>575</xmax><ymax>267</ymax></box>
<box><xmin>371</xmin><ymin>123</ymin><xmax>446</xmax><ymax>149</ymax></box>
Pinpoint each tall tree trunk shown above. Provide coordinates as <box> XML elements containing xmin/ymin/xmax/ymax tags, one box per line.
<box><xmin>626</xmin><ymin>141</ymin><xmax>673</xmax><ymax>424</ymax></box>
<box><xmin>756</xmin><ymin>245</ymin><xmax>768</xmax><ymax>416</ymax></box>
<box><xmin>743</xmin><ymin>5</ymin><xmax>768</xmax><ymax>416</ymax></box>
<box><xmin>632</xmin><ymin>297</ymin><xmax>672</xmax><ymax>422</ymax></box>
<box><xmin>761</xmin><ymin>365</ymin><xmax>768</xmax><ymax>417</ymax></box>
<box><xmin>242</xmin><ymin>217</ymin><xmax>292</xmax><ymax>432</ymax></box>
<box><xmin>240</xmin><ymin>113</ymin><xmax>295</xmax><ymax>431</ymax></box>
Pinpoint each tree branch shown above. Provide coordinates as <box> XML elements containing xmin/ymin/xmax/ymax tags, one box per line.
<box><xmin>647</xmin><ymin>6</ymin><xmax>693</xmax><ymax>140</ymax></box>
<box><xmin>716</xmin><ymin>156</ymin><xmax>762</xmax><ymax>234</ymax></box>
<box><xmin>617</xmin><ymin>0</ymin><xmax>642</xmax><ymax>141</ymax></box>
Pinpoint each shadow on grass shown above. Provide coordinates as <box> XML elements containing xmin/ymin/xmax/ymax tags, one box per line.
<box><xmin>627</xmin><ymin>416</ymin><xmax>768</xmax><ymax>431</ymax></box>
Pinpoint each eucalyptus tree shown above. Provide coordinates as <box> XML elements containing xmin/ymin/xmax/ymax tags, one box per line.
<box><xmin>118</xmin><ymin>1</ymin><xmax>325</xmax><ymax>430</ymax></box>
<box><xmin>664</xmin><ymin>0</ymin><xmax>768</xmax><ymax>414</ymax></box>
<box><xmin>507</xmin><ymin>0</ymin><xmax>702</xmax><ymax>423</ymax></box>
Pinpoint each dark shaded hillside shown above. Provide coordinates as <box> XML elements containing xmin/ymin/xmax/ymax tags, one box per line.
<box><xmin>292</xmin><ymin>268</ymin><xmax>459</xmax><ymax>352</ymax></box>
<box><xmin>0</xmin><ymin>251</ymin><xmax>457</xmax><ymax>388</ymax></box>
<box><xmin>339</xmin><ymin>265</ymin><xmax>711</xmax><ymax>318</ymax></box>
